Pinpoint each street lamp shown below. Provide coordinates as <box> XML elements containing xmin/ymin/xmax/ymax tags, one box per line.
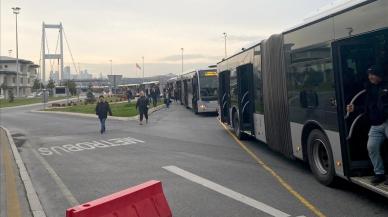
<box><xmin>109</xmin><ymin>59</ymin><xmax>112</xmax><ymax>75</ymax></box>
<box><xmin>181</xmin><ymin>48</ymin><xmax>184</xmax><ymax>75</ymax></box>
<box><xmin>223</xmin><ymin>32</ymin><xmax>227</xmax><ymax>59</ymax></box>
<box><xmin>12</xmin><ymin>7</ymin><xmax>21</xmax><ymax>97</ymax></box>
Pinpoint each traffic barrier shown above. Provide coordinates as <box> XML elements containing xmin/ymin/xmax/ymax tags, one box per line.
<box><xmin>66</xmin><ymin>180</ymin><xmax>172</xmax><ymax>217</ymax></box>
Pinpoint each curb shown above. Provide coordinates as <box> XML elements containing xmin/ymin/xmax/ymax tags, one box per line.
<box><xmin>0</xmin><ymin>126</ymin><xmax>47</xmax><ymax>217</ymax></box>
<box><xmin>30</xmin><ymin>104</ymin><xmax>166</xmax><ymax>121</ymax></box>
<box><xmin>0</xmin><ymin>97</ymin><xmax>82</xmax><ymax>110</ymax></box>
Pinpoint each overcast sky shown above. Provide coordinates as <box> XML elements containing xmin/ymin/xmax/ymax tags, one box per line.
<box><xmin>1</xmin><ymin>0</ymin><xmax>341</xmax><ymax>77</ymax></box>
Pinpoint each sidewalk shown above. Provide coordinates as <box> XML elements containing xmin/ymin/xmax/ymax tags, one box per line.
<box><xmin>0</xmin><ymin>127</ymin><xmax>46</xmax><ymax>217</ymax></box>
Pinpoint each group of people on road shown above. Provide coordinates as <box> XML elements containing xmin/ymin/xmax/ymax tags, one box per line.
<box><xmin>95</xmin><ymin>63</ymin><xmax>388</xmax><ymax>186</ymax></box>
<box><xmin>95</xmin><ymin>89</ymin><xmax>163</xmax><ymax>133</ymax></box>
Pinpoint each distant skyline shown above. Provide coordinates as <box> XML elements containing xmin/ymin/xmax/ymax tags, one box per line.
<box><xmin>1</xmin><ymin>0</ymin><xmax>343</xmax><ymax>77</ymax></box>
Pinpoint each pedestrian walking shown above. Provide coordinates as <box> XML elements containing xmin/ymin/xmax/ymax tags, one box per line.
<box><xmin>151</xmin><ymin>87</ymin><xmax>158</xmax><ymax>107</ymax></box>
<box><xmin>163</xmin><ymin>89</ymin><xmax>170</xmax><ymax>108</ymax></box>
<box><xmin>127</xmin><ymin>89</ymin><xmax>133</xmax><ymax>103</ymax></box>
<box><xmin>95</xmin><ymin>95</ymin><xmax>112</xmax><ymax>134</ymax></box>
<box><xmin>136</xmin><ymin>91</ymin><xmax>149</xmax><ymax>125</ymax></box>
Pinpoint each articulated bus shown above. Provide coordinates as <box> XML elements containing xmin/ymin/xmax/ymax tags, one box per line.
<box><xmin>218</xmin><ymin>0</ymin><xmax>388</xmax><ymax>196</ymax></box>
<box><xmin>180</xmin><ymin>68</ymin><xmax>219</xmax><ymax>113</ymax></box>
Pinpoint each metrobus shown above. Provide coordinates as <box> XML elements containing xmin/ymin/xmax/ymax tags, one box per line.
<box><xmin>180</xmin><ymin>67</ymin><xmax>218</xmax><ymax>113</ymax></box>
<box><xmin>166</xmin><ymin>77</ymin><xmax>180</xmax><ymax>100</ymax></box>
<box><xmin>218</xmin><ymin>0</ymin><xmax>388</xmax><ymax>196</ymax></box>
<box><xmin>117</xmin><ymin>83</ymin><xmax>140</xmax><ymax>97</ymax></box>
<box><xmin>141</xmin><ymin>81</ymin><xmax>160</xmax><ymax>97</ymax></box>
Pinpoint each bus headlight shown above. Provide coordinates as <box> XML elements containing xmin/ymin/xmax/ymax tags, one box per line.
<box><xmin>200</xmin><ymin>104</ymin><xmax>206</xmax><ymax>110</ymax></box>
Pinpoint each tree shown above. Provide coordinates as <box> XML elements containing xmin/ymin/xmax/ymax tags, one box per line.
<box><xmin>85</xmin><ymin>91</ymin><xmax>96</xmax><ymax>104</ymax></box>
<box><xmin>1</xmin><ymin>80</ymin><xmax>8</xmax><ymax>93</ymax></box>
<box><xmin>32</xmin><ymin>79</ymin><xmax>43</xmax><ymax>91</ymax></box>
<box><xmin>47</xmin><ymin>79</ymin><xmax>56</xmax><ymax>96</ymax></box>
<box><xmin>1</xmin><ymin>79</ymin><xmax>9</xmax><ymax>100</ymax></box>
<box><xmin>47</xmin><ymin>79</ymin><xmax>56</xmax><ymax>89</ymax></box>
<box><xmin>8</xmin><ymin>89</ymin><xmax>14</xmax><ymax>102</ymax></box>
<box><xmin>65</xmin><ymin>80</ymin><xmax>77</xmax><ymax>96</ymax></box>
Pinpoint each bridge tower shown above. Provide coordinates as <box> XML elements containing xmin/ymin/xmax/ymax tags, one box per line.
<box><xmin>41</xmin><ymin>22</ymin><xmax>64</xmax><ymax>84</ymax></box>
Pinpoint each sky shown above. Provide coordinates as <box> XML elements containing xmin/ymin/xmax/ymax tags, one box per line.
<box><xmin>1</xmin><ymin>0</ymin><xmax>341</xmax><ymax>78</ymax></box>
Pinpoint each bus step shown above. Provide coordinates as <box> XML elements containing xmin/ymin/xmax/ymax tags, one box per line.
<box><xmin>350</xmin><ymin>176</ymin><xmax>388</xmax><ymax>198</ymax></box>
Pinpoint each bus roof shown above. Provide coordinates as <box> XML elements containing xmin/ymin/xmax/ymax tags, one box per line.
<box><xmin>142</xmin><ymin>81</ymin><xmax>159</xmax><ymax>85</ymax></box>
<box><xmin>118</xmin><ymin>83</ymin><xmax>139</xmax><ymax>87</ymax></box>
<box><xmin>283</xmin><ymin>0</ymin><xmax>373</xmax><ymax>34</ymax></box>
<box><xmin>218</xmin><ymin>0</ymin><xmax>375</xmax><ymax>64</ymax></box>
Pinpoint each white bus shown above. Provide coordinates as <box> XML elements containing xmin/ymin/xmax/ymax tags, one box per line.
<box><xmin>180</xmin><ymin>67</ymin><xmax>218</xmax><ymax>114</ymax></box>
<box><xmin>218</xmin><ymin>0</ymin><xmax>388</xmax><ymax>197</ymax></box>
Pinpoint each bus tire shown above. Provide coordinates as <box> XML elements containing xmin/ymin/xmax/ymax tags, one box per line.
<box><xmin>307</xmin><ymin>129</ymin><xmax>336</xmax><ymax>186</ymax></box>
<box><xmin>233</xmin><ymin>112</ymin><xmax>244</xmax><ymax>140</ymax></box>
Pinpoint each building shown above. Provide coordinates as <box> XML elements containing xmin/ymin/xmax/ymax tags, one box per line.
<box><xmin>49</xmin><ymin>71</ymin><xmax>60</xmax><ymax>82</ymax></box>
<box><xmin>0</xmin><ymin>56</ymin><xmax>39</xmax><ymax>97</ymax></box>
<box><xmin>62</xmin><ymin>66</ymin><xmax>71</xmax><ymax>80</ymax></box>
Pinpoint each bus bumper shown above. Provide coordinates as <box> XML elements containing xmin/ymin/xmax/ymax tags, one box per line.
<box><xmin>197</xmin><ymin>101</ymin><xmax>218</xmax><ymax>113</ymax></box>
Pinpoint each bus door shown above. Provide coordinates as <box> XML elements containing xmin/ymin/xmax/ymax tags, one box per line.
<box><xmin>333</xmin><ymin>29</ymin><xmax>388</xmax><ymax>176</ymax></box>
<box><xmin>183</xmin><ymin>79</ymin><xmax>189</xmax><ymax>107</ymax></box>
<box><xmin>237</xmin><ymin>64</ymin><xmax>255</xmax><ymax>133</ymax></box>
<box><xmin>219</xmin><ymin>70</ymin><xmax>231</xmax><ymax>123</ymax></box>
<box><xmin>192</xmin><ymin>74</ymin><xmax>199</xmax><ymax>112</ymax></box>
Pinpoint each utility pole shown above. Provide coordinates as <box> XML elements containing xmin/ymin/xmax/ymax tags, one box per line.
<box><xmin>109</xmin><ymin>59</ymin><xmax>112</xmax><ymax>75</ymax></box>
<box><xmin>181</xmin><ymin>48</ymin><xmax>184</xmax><ymax>75</ymax></box>
<box><xmin>13</xmin><ymin>7</ymin><xmax>21</xmax><ymax>97</ymax></box>
<box><xmin>223</xmin><ymin>32</ymin><xmax>227</xmax><ymax>59</ymax></box>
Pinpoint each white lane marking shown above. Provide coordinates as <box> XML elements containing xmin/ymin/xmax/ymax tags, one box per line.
<box><xmin>37</xmin><ymin>137</ymin><xmax>145</xmax><ymax>156</ymax></box>
<box><xmin>163</xmin><ymin>165</ymin><xmax>291</xmax><ymax>217</ymax></box>
<box><xmin>31</xmin><ymin>148</ymin><xmax>79</xmax><ymax>206</ymax></box>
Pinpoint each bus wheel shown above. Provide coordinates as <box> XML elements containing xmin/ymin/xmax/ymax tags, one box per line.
<box><xmin>233</xmin><ymin>112</ymin><xmax>244</xmax><ymax>140</ymax></box>
<box><xmin>307</xmin><ymin>129</ymin><xmax>336</xmax><ymax>186</ymax></box>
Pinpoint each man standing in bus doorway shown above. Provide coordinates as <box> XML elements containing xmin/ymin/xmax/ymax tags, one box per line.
<box><xmin>136</xmin><ymin>91</ymin><xmax>149</xmax><ymax>125</ymax></box>
<box><xmin>347</xmin><ymin>65</ymin><xmax>388</xmax><ymax>185</ymax></box>
<box><xmin>96</xmin><ymin>95</ymin><xmax>113</xmax><ymax>134</ymax></box>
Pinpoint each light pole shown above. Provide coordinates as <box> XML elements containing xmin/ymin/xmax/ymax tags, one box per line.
<box><xmin>12</xmin><ymin>7</ymin><xmax>21</xmax><ymax>97</ymax></box>
<box><xmin>223</xmin><ymin>32</ymin><xmax>227</xmax><ymax>59</ymax></box>
<box><xmin>181</xmin><ymin>48</ymin><xmax>184</xmax><ymax>75</ymax></box>
<box><xmin>109</xmin><ymin>59</ymin><xmax>112</xmax><ymax>75</ymax></box>
<box><xmin>109</xmin><ymin>59</ymin><xmax>113</xmax><ymax>94</ymax></box>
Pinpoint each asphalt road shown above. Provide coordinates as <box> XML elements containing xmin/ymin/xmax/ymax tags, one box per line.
<box><xmin>1</xmin><ymin>102</ymin><xmax>388</xmax><ymax>217</ymax></box>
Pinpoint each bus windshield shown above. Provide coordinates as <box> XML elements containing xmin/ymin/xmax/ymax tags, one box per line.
<box><xmin>199</xmin><ymin>71</ymin><xmax>218</xmax><ymax>101</ymax></box>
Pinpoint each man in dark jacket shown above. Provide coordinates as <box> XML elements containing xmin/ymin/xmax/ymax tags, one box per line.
<box><xmin>136</xmin><ymin>91</ymin><xmax>149</xmax><ymax>125</ymax></box>
<box><xmin>347</xmin><ymin>65</ymin><xmax>388</xmax><ymax>184</ymax></box>
<box><xmin>96</xmin><ymin>95</ymin><xmax>112</xmax><ymax>134</ymax></box>
<box><xmin>151</xmin><ymin>87</ymin><xmax>158</xmax><ymax>107</ymax></box>
<box><xmin>127</xmin><ymin>89</ymin><xmax>133</xmax><ymax>103</ymax></box>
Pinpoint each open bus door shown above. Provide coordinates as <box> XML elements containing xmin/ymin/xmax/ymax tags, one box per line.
<box><xmin>237</xmin><ymin>64</ymin><xmax>255</xmax><ymax>134</ymax></box>
<box><xmin>333</xmin><ymin>28</ymin><xmax>388</xmax><ymax>195</ymax></box>
<box><xmin>219</xmin><ymin>70</ymin><xmax>230</xmax><ymax>123</ymax></box>
<box><xmin>183</xmin><ymin>80</ymin><xmax>189</xmax><ymax>107</ymax></box>
<box><xmin>192</xmin><ymin>74</ymin><xmax>199</xmax><ymax>113</ymax></box>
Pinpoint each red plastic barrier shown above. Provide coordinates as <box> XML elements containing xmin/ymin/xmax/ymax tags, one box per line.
<box><xmin>66</xmin><ymin>180</ymin><xmax>172</xmax><ymax>217</ymax></box>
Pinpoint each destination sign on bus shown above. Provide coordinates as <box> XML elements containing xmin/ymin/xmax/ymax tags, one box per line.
<box><xmin>203</xmin><ymin>71</ymin><xmax>217</xmax><ymax>77</ymax></box>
